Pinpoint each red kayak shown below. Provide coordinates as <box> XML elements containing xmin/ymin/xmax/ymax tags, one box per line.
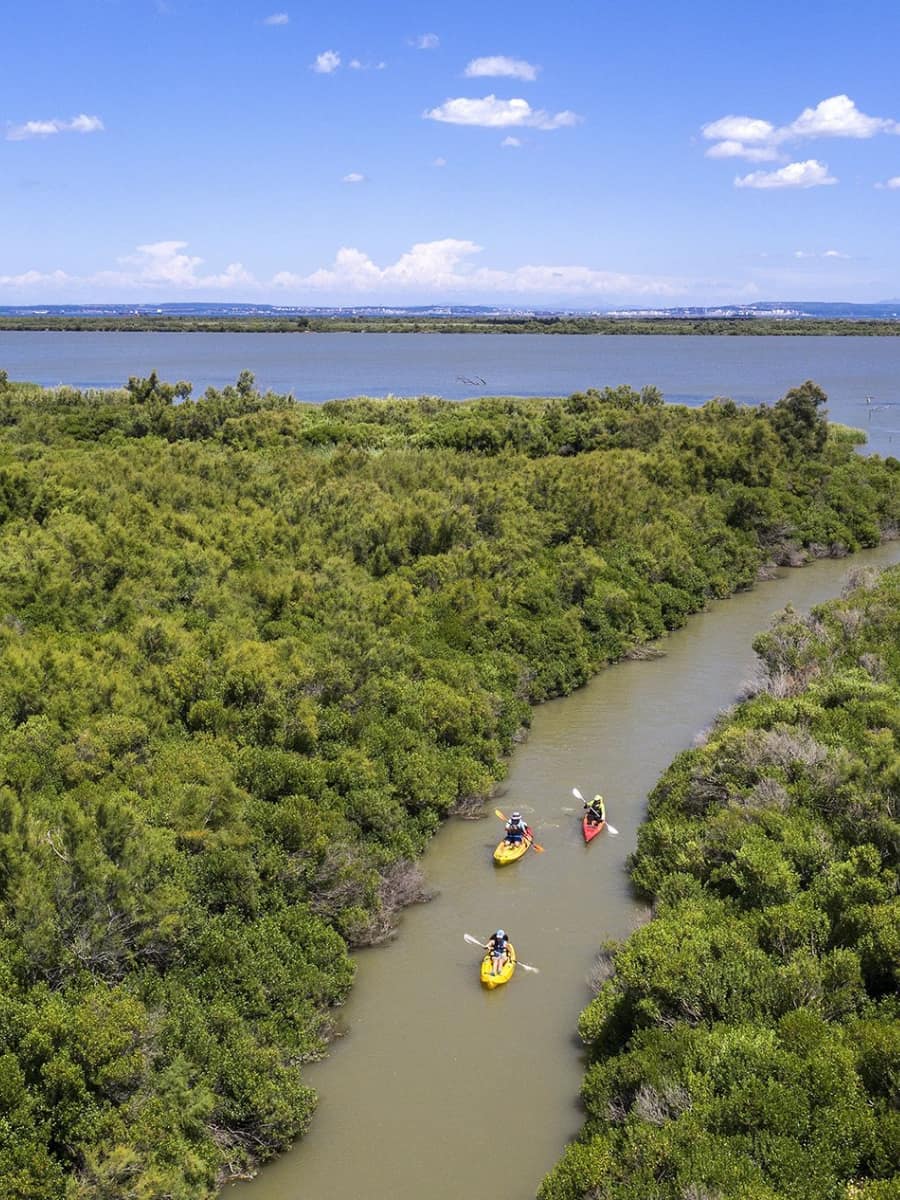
<box><xmin>582</xmin><ymin>816</ymin><xmax>606</xmax><ymax>844</ymax></box>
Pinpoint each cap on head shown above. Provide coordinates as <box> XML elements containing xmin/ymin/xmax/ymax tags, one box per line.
<box><xmin>496</xmin><ymin>929</ymin><xmax>505</xmax><ymax>938</ymax></box>
<box><xmin>511</xmin><ymin>812</ymin><xmax>521</xmax><ymax>820</ymax></box>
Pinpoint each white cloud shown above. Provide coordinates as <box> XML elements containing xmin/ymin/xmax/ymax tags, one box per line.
<box><xmin>704</xmin><ymin>139</ymin><xmax>781</xmax><ymax>162</ymax></box>
<box><xmin>312</xmin><ymin>50</ymin><xmax>340</xmax><ymax>74</ymax></box>
<box><xmin>787</xmin><ymin>95</ymin><xmax>898</xmax><ymax>139</ymax></box>
<box><xmin>108</xmin><ymin>241</ymin><xmax>253</xmax><ymax>288</ymax></box>
<box><xmin>271</xmin><ymin>238</ymin><xmax>682</xmax><ymax>297</ymax></box>
<box><xmin>0</xmin><ymin>269</ymin><xmax>73</xmax><ymax>287</ymax></box>
<box><xmin>702</xmin><ymin>115</ymin><xmax>778</xmax><ymax>144</ymax></box>
<box><xmin>424</xmin><ymin>95</ymin><xmax>580</xmax><ymax>130</ymax></box>
<box><xmin>263</xmin><ymin>12</ymin><xmax>289</xmax><ymax>25</ymax></box>
<box><xmin>703</xmin><ymin>95</ymin><xmax>900</xmax><ymax>170</ymax></box>
<box><xmin>342</xmin><ymin>172</ymin><xmax>366</xmax><ymax>183</ymax></box>
<box><xmin>414</xmin><ymin>33</ymin><xmax>439</xmax><ymax>49</ymax></box>
<box><xmin>735</xmin><ymin>159</ymin><xmax>837</xmax><ymax>190</ymax></box>
<box><xmin>501</xmin><ymin>136</ymin><xmax>522</xmax><ymax>147</ymax></box>
<box><xmin>875</xmin><ymin>175</ymin><xmax>900</xmax><ymax>189</ymax></box>
<box><xmin>1</xmin><ymin>238</ymin><xmax>687</xmax><ymax>302</ymax></box>
<box><xmin>464</xmin><ymin>56</ymin><xmax>538</xmax><ymax>81</ymax></box>
<box><xmin>6</xmin><ymin>113</ymin><xmax>104</xmax><ymax>141</ymax></box>
<box><xmin>0</xmin><ymin>242</ymin><xmax>255</xmax><ymax>294</ymax></box>
<box><xmin>433</xmin><ymin>156</ymin><xmax>447</xmax><ymax>166</ymax></box>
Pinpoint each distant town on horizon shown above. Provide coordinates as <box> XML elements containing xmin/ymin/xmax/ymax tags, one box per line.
<box><xmin>2</xmin><ymin>300</ymin><xmax>900</xmax><ymax>321</ymax></box>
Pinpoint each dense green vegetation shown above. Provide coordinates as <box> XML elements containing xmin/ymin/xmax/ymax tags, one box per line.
<box><xmin>1</xmin><ymin>315</ymin><xmax>899</xmax><ymax>335</ymax></box>
<box><xmin>0</xmin><ymin>369</ymin><xmax>898</xmax><ymax>1197</ymax></box>
<box><xmin>541</xmin><ymin>565</ymin><xmax>900</xmax><ymax>1200</ymax></box>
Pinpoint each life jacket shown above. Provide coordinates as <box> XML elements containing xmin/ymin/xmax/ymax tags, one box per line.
<box><xmin>491</xmin><ymin>933</ymin><xmax>508</xmax><ymax>953</ymax></box>
<box><xmin>507</xmin><ymin>820</ymin><xmax>526</xmax><ymax>837</ymax></box>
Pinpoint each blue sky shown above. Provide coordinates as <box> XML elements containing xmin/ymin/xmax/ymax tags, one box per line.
<box><xmin>2</xmin><ymin>0</ymin><xmax>900</xmax><ymax>306</ymax></box>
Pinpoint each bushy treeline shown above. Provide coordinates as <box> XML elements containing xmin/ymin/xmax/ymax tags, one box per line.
<box><xmin>541</xmin><ymin>565</ymin><xmax>900</xmax><ymax>1200</ymax></box>
<box><xmin>1</xmin><ymin>316</ymin><xmax>899</xmax><ymax>335</ymax></box>
<box><xmin>0</xmin><ymin>371</ymin><xmax>898</xmax><ymax>1197</ymax></box>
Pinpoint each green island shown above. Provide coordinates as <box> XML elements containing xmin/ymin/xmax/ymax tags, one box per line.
<box><xmin>541</xmin><ymin>565</ymin><xmax>900</xmax><ymax>1200</ymax></box>
<box><xmin>0</xmin><ymin>369</ymin><xmax>898</xmax><ymax>1198</ymax></box>
<box><xmin>2</xmin><ymin>315</ymin><xmax>900</xmax><ymax>335</ymax></box>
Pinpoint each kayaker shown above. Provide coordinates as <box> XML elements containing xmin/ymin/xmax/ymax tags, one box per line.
<box><xmin>486</xmin><ymin>929</ymin><xmax>510</xmax><ymax>975</ymax></box>
<box><xmin>505</xmin><ymin>811</ymin><xmax>528</xmax><ymax>844</ymax></box>
<box><xmin>584</xmin><ymin>794</ymin><xmax>605</xmax><ymax>827</ymax></box>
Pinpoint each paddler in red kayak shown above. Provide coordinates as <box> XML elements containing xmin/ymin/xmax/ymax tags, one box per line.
<box><xmin>584</xmin><ymin>794</ymin><xmax>605</xmax><ymax>827</ymax></box>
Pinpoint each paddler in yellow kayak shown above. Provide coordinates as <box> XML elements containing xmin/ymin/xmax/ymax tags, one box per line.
<box><xmin>503</xmin><ymin>811</ymin><xmax>529</xmax><ymax>846</ymax></box>
<box><xmin>485</xmin><ymin>929</ymin><xmax>511</xmax><ymax>976</ymax></box>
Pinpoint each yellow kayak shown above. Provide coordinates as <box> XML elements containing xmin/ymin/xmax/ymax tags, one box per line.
<box><xmin>481</xmin><ymin>944</ymin><xmax>517</xmax><ymax>988</ymax></box>
<box><xmin>492</xmin><ymin>829</ymin><xmax>533</xmax><ymax>865</ymax></box>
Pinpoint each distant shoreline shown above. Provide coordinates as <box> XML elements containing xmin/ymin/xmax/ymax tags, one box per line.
<box><xmin>2</xmin><ymin>316</ymin><xmax>900</xmax><ymax>336</ymax></box>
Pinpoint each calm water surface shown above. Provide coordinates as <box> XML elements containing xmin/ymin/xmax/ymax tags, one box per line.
<box><xmin>236</xmin><ymin>541</ymin><xmax>900</xmax><ymax>1200</ymax></box>
<box><xmin>2</xmin><ymin>332</ymin><xmax>899</xmax><ymax>455</ymax></box>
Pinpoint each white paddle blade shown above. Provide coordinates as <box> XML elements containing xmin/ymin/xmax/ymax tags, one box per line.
<box><xmin>572</xmin><ymin>787</ymin><xmax>585</xmax><ymax>803</ymax></box>
<box><xmin>464</xmin><ymin>933</ymin><xmax>487</xmax><ymax>948</ymax></box>
<box><xmin>606</xmin><ymin>824</ymin><xmax>620</xmax><ymax>836</ymax></box>
<box><xmin>519</xmin><ymin>963</ymin><xmax>540</xmax><ymax>974</ymax></box>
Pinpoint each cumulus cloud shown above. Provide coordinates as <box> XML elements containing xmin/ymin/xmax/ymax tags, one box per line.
<box><xmin>6</xmin><ymin>113</ymin><xmax>104</xmax><ymax>141</ymax></box>
<box><xmin>312</xmin><ymin>50</ymin><xmax>340</xmax><ymax>73</ymax></box>
<box><xmin>789</xmin><ymin>95</ymin><xmax>898</xmax><ymax>139</ymax></box>
<box><xmin>342</xmin><ymin>172</ymin><xmax>366</xmax><ymax>183</ymax></box>
<box><xmin>433</xmin><ymin>156</ymin><xmax>447</xmax><ymax>166</ymax></box>
<box><xmin>413</xmin><ymin>33</ymin><xmax>439</xmax><ymax>49</ymax></box>
<box><xmin>103</xmin><ymin>241</ymin><xmax>254</xmax><ymax>288</ymax></box>
<box><xmin>464</xmin><ymin>56</ymin><xmax>538</xmax><ymax>81</ymax></box>
<box><xmin>1</xmin><ymin>238</ymin><xmax>685</xmax><ymax>302</ymax></box>
<box><xmin>875</xmin><ymin>175</ymin><xmax>900</xmax><ymax>189</ymax></box>
<box><xmin>703</xmin><ymin>95</ymin><xmax>900</xmax><ymax>166</ymax></box>
<box><xmin>501</xmin><ymin>136</ymin><xmax>522</xmax><ymax>147</ymax></box>
<box><xmin>424</xmin><ymin>95</ymin><xmax>580</xmax><ymax>130</ymax></box>
<box><xmin>735</xmin><ymin>160</ymin><xmax>837</xmax><ymax>189</ymax></box>
<box><xmin>263</xmin><ymin>12</ymin><xmax>289</xmax><ymax>25</ymax></box>
<box><xmin>271</xmin><ymin>238</ymin><xmax>681</xmax><ymax>297</ymax></box>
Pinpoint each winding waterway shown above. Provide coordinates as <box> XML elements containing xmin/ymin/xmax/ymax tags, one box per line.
<box><xmin>237</xmin><ymin>540</ymin><xmax>900</xmax><ymax>1200</ymax></box>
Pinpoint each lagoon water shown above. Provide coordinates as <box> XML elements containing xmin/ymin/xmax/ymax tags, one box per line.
<box><xmin>2</xmin><ymin>331</ymin><xmax>900</xmax><ymax>456</ymax></box>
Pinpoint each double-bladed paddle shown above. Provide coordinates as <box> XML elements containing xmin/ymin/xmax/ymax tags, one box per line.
<box><xmin>464</xmin><ymin>933</ymin><xmax>540</xmax><ymax>973</ymax></box>
<box><xmin>572</xmin><ymin>787</ymin><xmax>619</xmax><ymax>836</ymax></box>
<box><xmin>494</xmin><ymin>808</ymin><xmax>545</xmax><ymax>852</ymax></box>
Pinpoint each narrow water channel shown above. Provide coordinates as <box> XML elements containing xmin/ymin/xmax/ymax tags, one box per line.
<box><xmin>238</xmin><ymin>542</ymin><xmax>900</xmax><ymax>1200</ymax></box>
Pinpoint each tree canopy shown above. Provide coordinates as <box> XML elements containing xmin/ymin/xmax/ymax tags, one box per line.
<box><xmin>0</xmin><ymin>372</ymin><xmax>897</xmax><ymax>1196</ymax></box>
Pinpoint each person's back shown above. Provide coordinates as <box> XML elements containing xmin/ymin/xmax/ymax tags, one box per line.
<box><xmin>506</xmin><ymin>811</ymin><xmax>527</xmax><ymax>843</ymax></box>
